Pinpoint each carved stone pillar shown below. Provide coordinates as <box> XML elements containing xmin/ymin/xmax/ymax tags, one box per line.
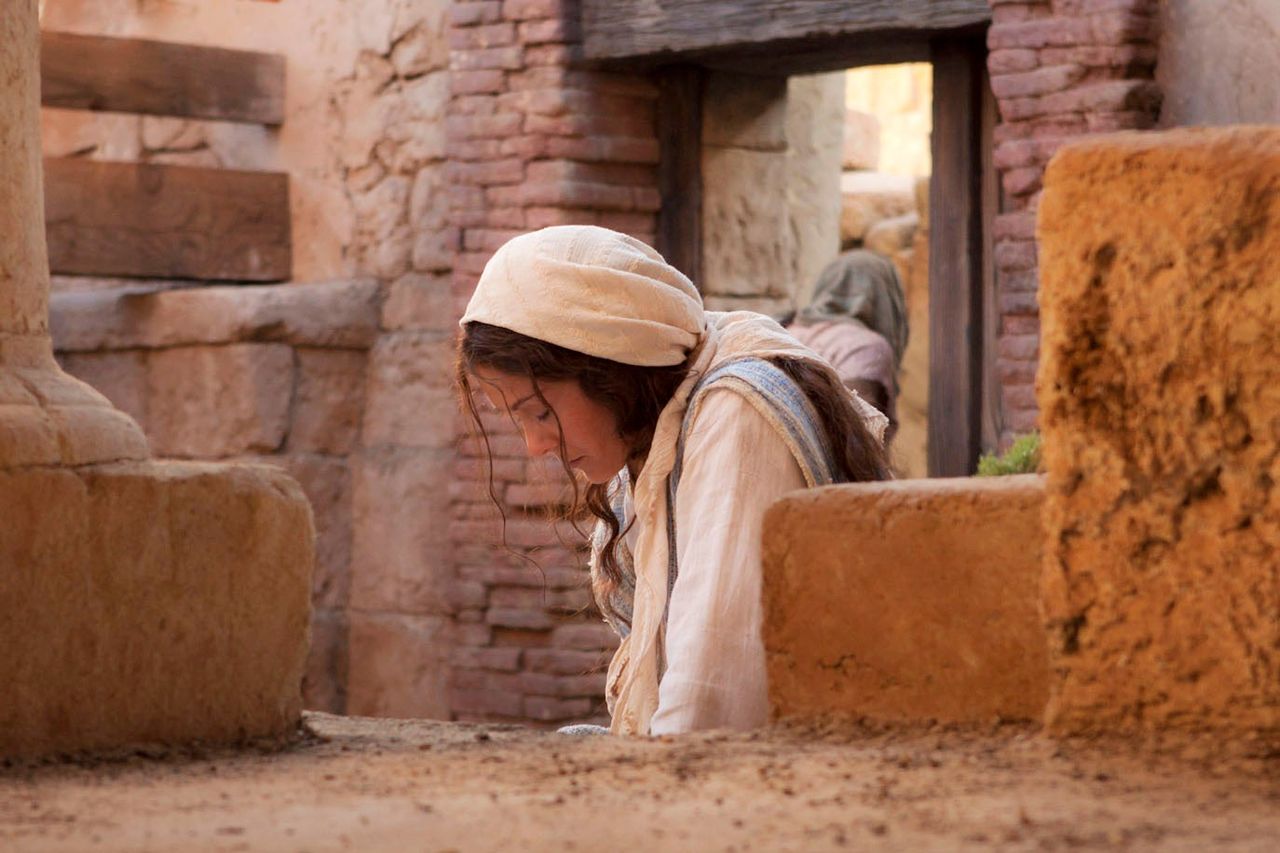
<box><xmin>0</xmin><ymin>0</ymin><xmax>147</xmax><ymax>467</ymax></box>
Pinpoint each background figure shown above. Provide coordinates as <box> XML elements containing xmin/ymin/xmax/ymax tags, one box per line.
<box><xmin>784</xmin><ymin>249</ymin><xmax>909</xmax><ymax>442</ymax></box>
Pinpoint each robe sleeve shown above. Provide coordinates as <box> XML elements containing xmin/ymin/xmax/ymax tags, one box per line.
<box><xmin>648</xmin><ymin>388</ymin><xmax>808</xmax><ymax>735</ymax></box>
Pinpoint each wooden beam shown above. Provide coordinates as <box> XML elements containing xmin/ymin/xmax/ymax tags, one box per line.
<box><xmin>582</xmin><ymin>0</ymin><xmax>988</xmax><ymax>67</ymax></box>
<box><xmin>40</xmin><ymin>31</ymin><xmax>285</xmax><ymax>125</ymax></box>
<box><xmin>927</xmin><ymin>37</ymin><xmax>987</xmax><ymax>477</ymax></box>
<box><xmin>656</xmin><ymin>66</ymin><xmax>704</xmax><ymax>287</ymax></box>
<box><xmin>44</xmin><ymin>158</ymin><xmax>291</xmax><ymax>282</ymax></box>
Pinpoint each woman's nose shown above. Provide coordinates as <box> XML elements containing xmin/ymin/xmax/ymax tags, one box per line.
<box><xmin>522</xmin><ymin>424</ymin><xmax>558</xmax><ymax>458</ymax></box>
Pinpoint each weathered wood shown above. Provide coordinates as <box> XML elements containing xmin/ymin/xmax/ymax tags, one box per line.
<box><xmin>979</xmin><ymin>75</ymin><xmax>1004</xmax><ymax>454</ymax></box>
<box><xmin>656</xmin><ymin>66</ymin><xmax>705</xmax><ymax>288</ymax></box>
<box><xmin>41</xmin><ymin>31</ymin><xmax>285</xmax><ymax>125</ymax></box>
<box><xmin>927</xmin><ymin>38</ymin><xmax>987</xmax><ymax>477</ymax></box>
<box><xmin>44</xmin><ymin>158</ymin><xmax>292</xmax><ymax>282</ymax></box>
<box><xmin>582</xmin><ymin>0</ymin><xmax>988</xmax><ymax>69</ymax></box>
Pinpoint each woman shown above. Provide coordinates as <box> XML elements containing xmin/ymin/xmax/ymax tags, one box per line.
<box><xmin>784</xmin><ymin>249</ymin><xmax>910</xmax><ymax>442</ymax></box>
<box><xmin>457</xmin><ymin>226</ymin><xmax>891</xmax><ymax>736</ymax></box>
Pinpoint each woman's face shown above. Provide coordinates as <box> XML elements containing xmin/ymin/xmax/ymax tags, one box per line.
<box><xmin>471</xmin><ymin>366</ymin><xmax>630</xmax><ymax>485</ymax></box>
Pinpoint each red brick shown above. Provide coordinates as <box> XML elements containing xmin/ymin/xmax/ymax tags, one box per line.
<box><xmin>1084</xmin><ymin>110</ymin><xmax>1157</xmax><ymax>132</ymax></box>
<box><xmin>993</xmin><ymin>211</ymin><xmax>1038</xmax><ymax>241</ymax></box>
<box><xmin>988</xmin><ymin>48</ymin><xmax>1039</xmax><ymax>74</ymax></box>
<box><xmin>1002</xmin><ymin>314</ymin><xmax>1041</xmax><ymax>336</ymax></box>
<box><xmin>446</xmin><ymin>113</ymin><xmax>523</xmax><ymax>140</ymax></box>
<box><xmin>1000</xmin><ymin>289</ymin><xmax>1040</xmax><ymax>316</ymax></box>
<box><xmin>998</xmin><ymin>333</ymin><xmax>1040</xmax><ymax>362</ymax></box>
<box><xmin>498</xmin><ymin>134</ymin><xmax>551</xmax><ymax>160</ymax></box>
<box><xmin>995</xmin><ymin>239</ymin><xmax>1038</xmax><ymax>272</ymax></box>
<box><xmin>458</xmin><ymin>564</ymin><xmax>587</xmax><ymax>590</ymax></box>
<box><xmin>450</xmin><ymin>646</ymin><xmax>524</xmax><ymax>671</ymax></box>
<box><xmin>450</xmin><ymin>1</ymin><xmax>503</xmax><ymax>27</ymax></box>
<box><xmin>449</xmin><ymin>687</ymin><xmax>524</xmax><ymax>717</ymax></box>
<box><xmin>514</xmin><ymin>180</ymin><xmax>636</xmax><ymax>211</ymax></box>
<box><xmin>452</xmin><ymin>94</ymin><xmax>499</xmax><ymax>116</ymax></box>
<box><xmin>518</xmin><ymin>671</ymin><xmax>605</xmax><ymax>698</ymax></box>
<box><xmin>1088</xmin><ymin>10</ymin><xmax>1157</xmax><ymax>43</ymax></box>
<box><xmin>597</xmin><ymin>211</ymin><xmax>656</xmax><ymax>236</ymax></box>
<box><xmin>1038</xmin><ymin>44</ymin><xmax>1158</xmax><ymax>69</ymax></box>
<box><xmin>518</xmin><ymin>17</ymin><xmax>579</xmax><ymax>45</ymax></box>
<box><xmin>1003</xmin><ymin>383</ymin><xmax>1038</xmax><ymax>409</ymax></box>
<box><xmin>454</xmin><ymin>249</ymin><xmax>495</xmax><ymax>275</ymax></box>
<box><xmin>1038</xmin><ymin>80</ymin><xmax>1161</xmax><ymax>115</ymax></box>
<box><xmin>519</xmin><ymin>43</ymin><xmax>581</xmax><ymax>65</ymax></box>
<box><xmin>1001</xmin><ymin>166</ymin><xmax>1043</xmax><ymax>197</ymax></box>
<box><xmin>452</xmin><ymin>46</ymin><xmax>523</xmax><ymax>71</ymax></box>
<box><xmin>524</xmin><ymin>207</ymin><xmax>599</xmax><ymax>228</ymax></box>
<box><xmin>508</xmin><ymin>67</ymin><xmax>658</xmax><ymax>98</ymax></box>
<box><xmin>524</xmin><ymin>648</ymin><xmax>609</xmax><ymax>675</ymax></box>
<box><xmin>553</xmin><ymin>623</ymin><xmax>616</xmax><ymax>650</ymax></box>
<box><xmin>450</xmin><ymin>69</ymin><xmax>505</xmax><ymax>95</ymax></box>
<box><xmin>991</xmin><ymin>2</ymin><xmax>1053</xmax><ymax>25</ymax></box>
<box><xmin>448</xmin><ymin>22</ymin><xmax>516</xmax><ymax>50</ymax></box>
<box><xmin>463</xmin><ymin>227</ymin><xmax>525</xmax><ymax>253</ymax></box>
<box><xmin>449</xmin><ymin>580</ymin><xmax>490</xmax><ymax>610</ymax></box>
<box><xmin>987</xmin><ymin>18</ymin><xmax>1090</xmax><ymax>50</ymax></box>
<box><xmin>998</xmin><ymin>357</ymin><xmax>1039</xmax><ymax>385</ymax></box>
<box><xmin>523</xmin><ymin>695</ymin><xmax>593</xmax><ymax>721</ymax></box>
<box><xmin>1004</xmin><ymin>402</ymin><xmax>1040</xmax><ymax>433</ymax></box>
<box><xmin>503</xmin><ymin>0</ymin><xmax>562</xmax><ymax>22</ymax></box>
<box><xmin>991</xmin><ymin>64</ymin><xmax>1086</xmax><ymax>99</ymax></box>
<box><xmin>545</xmin><ymin>135</ymin><xmax>660</xmax><ymax>164</ymax></box>
<box><xmin>999</xmin><ymin>267</ymin><xmax>1039</xmax><ymax>294</ymax></box>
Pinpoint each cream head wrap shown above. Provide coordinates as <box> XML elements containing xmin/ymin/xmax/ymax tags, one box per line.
<box><xmin>460</xmin><ymin>225</ymin><xmax>706</xmax><ymax>366</ymax></box>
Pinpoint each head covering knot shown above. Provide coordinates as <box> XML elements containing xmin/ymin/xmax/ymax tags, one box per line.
<box><xmin>460</xmin><ymin>225</ymin><xmax>706</xmax><ymax>367</ymax></box>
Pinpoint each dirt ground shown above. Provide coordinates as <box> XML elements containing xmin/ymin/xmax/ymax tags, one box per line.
<box><xmin>1</xmin><ymin>713</ymin><xmax>1276</xmax><ymax>852</ymax></box>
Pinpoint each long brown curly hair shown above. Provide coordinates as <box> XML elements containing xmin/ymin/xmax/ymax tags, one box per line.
<box><xmin>456</xmin><ymin>320</ymin><xmax>892</xmax><ymax>603</ymax></box>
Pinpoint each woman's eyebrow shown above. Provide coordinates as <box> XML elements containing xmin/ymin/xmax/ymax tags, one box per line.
<box><xmin>511</xmin><ymin>392</ymin><xmax>538</xmax><ymax>411</ymax></box>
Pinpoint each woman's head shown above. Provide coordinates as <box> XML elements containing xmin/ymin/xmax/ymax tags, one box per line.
<box><xmin>459</xmin><ymin>322</ymin><xmax>688</xmax><ymax>485</ymax></box>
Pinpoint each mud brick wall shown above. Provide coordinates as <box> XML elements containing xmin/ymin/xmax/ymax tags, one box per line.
<box><xmin>446</xmin><ymin>0</ymin><xmax>659</xmax><ymax>725</ymax></box>
<box><xmin>987</xmin><ymin>0</ymin><xmax>1162</xmax><ymax>445</ymax></box>
<box><xmin>1037</xmin><ymin>127</ymin><xmax>1279</xmax><ymax>739</ymax></box>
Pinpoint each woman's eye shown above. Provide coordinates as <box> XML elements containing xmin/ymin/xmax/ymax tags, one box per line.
<box><xmin>535</xmin><ymin>409</ymin><xmax>553</xmax><ymax>423</ymax></box>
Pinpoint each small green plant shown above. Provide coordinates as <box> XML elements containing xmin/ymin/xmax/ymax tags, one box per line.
<box><xmin>976</xmin><ymin>431</ymin><xmax>1042</xmax><ymax>476</ymax></box>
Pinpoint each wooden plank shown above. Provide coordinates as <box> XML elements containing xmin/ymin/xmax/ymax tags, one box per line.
<box><xmin>582</xmin><ymin>0</ymin><xmax>988</xmax><ymax>66</ymax></box>
<box><xmin>41</xmin><ymin>31</ymin><xmax>285</xmax><ymax>125</ymax></box>
<box><xmin>979</xmin><ymin>70</ymin><xmax>1004</xmax><ymax>454</ymax></box>
<box><xmin>927</xmin><ymin>38</ymin><xmax>987</xmax><ymax>477</ymax></box>
<box><xmin>656</xmin><ymin>66</ymin><xmax>704</xmax><ymax>287</ymax></box>
<box><xmin>44</xmin><ymin>158</ymin><xmax>292</xmax><ymax>282</ymax></box>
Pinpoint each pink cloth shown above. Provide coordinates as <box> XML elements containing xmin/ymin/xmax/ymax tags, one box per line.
<box><xmin>787</xmin><ymin>320</ymin><xmax>898</xmax><ymax>428</ymax></box>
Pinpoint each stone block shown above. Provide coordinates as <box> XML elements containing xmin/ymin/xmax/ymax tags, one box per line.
<box><xmin>864</xmin><ymin>212</ymin><xmax>919</xmax><ymax>256</ymax></box>
<box><xmin>363</xmin><ymin>331</ymin><xmax>457</xmax><ymax>449</ymax></box>
<box><xmin>58</xmin><ymin>350</ymin><xmax>150</xmax><ymax>435</ymax></box>
<box><xmin>147</xmin><ymin>344</ymin><xmax>294</xmax><ymax>458</ymax></box>
<box><xmin>0</xmin><ymin>461</ymin><xmax>313</xmax><ymax>758</ymax></box>
<box><xmin>262</xmin><ymin>454</ymin><xmax>352</xmax><ymax>610</ymax></box>
<box><xmin>347</xmin><ymin>612</ymin><xmax>451</xmax><ymax>719</ymax></box>
<box><xmin>842</xmin><ymin>109</ymin><xmax>880</xmax><ymax>170</ymax></box>
<box><xmin>1037</xmin><ymin>126</ymin><xmax>1280</xmax><ymax>738</ymax></box>
<box><xmin>763</xmin><ymin>476</ymin><xmax>1049</xmax><ymax>724</ymax></box>
<box><xmin>303</xmin><ymin>608</ymin><xmax>348</xmax><ymax>714</ymax></box>
<box><xmin>350</xmin><ymin>448</ymin><xmax>453</xmax><ymax>615</ymax></box>
<box><xmin>703</xmin><ymin>72</ymin><xmax>788</xmax><ymax>152</ymax></box>
<box><xmin>288</xmin><ymin>349</ymin><xmax>366</xmax><ymax>455</ymax></box>
<box><xmin>840</xmin><ymin>172</ymin><xmax>916</xmax><ymax>244</ymax></box>
<box><xmin>50</xmin><ymin>280</ymin><xmax>382</xmax><ymax>353</ymax></box>
<box><xmin>702</xmin><ymin>147</ymin><xmax>791</xmax><ymax>298</ymax></box>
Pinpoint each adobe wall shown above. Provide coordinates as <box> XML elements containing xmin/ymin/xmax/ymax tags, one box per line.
<box><xmin>1155</xmin><ymin>0</ymin><xmax>1280</xmax><ymax>127</ymax></box>
<box><xmin>1038</xmin><ymin>127</ymin><xmax>1278</xmax><ymax>739</ymax></box>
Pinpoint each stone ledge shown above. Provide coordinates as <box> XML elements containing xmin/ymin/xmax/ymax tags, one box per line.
<box><xmin>50</xmin><ymin>280</ymin><xmax>383</xmax><ymax>353</ymax></box>
<box><xmin>0</xmin><ymin>460</ymin><xmax>314</xmax><ymax>758</ymax></box>
<box><xmin>763</xmin><ymin>475</ymin><xmax>1048</xmax><ymax>724</ymax></box>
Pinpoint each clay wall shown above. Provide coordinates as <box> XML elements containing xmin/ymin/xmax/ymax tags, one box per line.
<box><xmin>1155</xmin><ymin>0</ymin><xmax>1280</xmax><ymax>127</ymax></box>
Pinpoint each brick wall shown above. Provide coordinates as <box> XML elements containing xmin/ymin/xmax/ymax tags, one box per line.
<box><xmin>987</xmin><ymin>0</ymin><xmax>1161</xmax><ymax>445</ymax></box>
<box><xmin>445</xmin><ymin>0</ymin><xmax>660</xmax><ymax>725</ymax></box>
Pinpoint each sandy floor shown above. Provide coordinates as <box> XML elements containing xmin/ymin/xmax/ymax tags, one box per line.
<box><xmin>1</xmin><ymin>714</ymin><xmax>1277</xmax><ymax>852</ymax></box>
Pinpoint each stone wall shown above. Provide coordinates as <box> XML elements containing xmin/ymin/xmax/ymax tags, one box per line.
<box><xmin>444</xmin><ymin>0</ymin><xmax>660</xmax><ymax>725</ymax></box>
<box><xmin>40</xmin><ymin>0</ymin><xmax>451</xmax><ymax>284</ymax></box>
<box><xmin>701</xmin><ymin>71</ymin><xmax>844</xmax><ymax>317</ymax></box>
<box><xmin>986</xmin><ymin>0</ymin><xmax>1162</xmax><ymax>447</ymax></box>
